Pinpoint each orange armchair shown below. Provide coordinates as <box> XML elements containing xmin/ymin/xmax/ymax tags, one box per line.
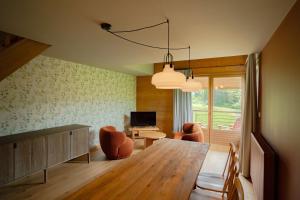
<box><xmin>100</xmin><ymin>126</ymin><xmax>134</xmax><ymax>160</ymax></box>
<box><xmin>174</xmin><ymin>123</ymin><xmax>204</xmax><ymax>143</ymax></box>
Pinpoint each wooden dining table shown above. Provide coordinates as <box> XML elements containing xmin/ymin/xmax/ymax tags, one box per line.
<box><xmin>65</xmin><ymin>138</ymin><xmax>209</xmax><ymax>200</ymax></box>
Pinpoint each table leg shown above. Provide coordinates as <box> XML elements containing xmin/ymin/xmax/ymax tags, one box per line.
<box><xmin>87</xmin><ymin>152</ymin><xmax>90</xmax><ymax>163</ymax></box>
<box><xmin>144</xmin><ymin>138</ymin><xmax>154</xmax><ymax>148</ymax></box>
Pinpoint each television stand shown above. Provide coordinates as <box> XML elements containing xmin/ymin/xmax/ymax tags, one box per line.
<box><xmin>129</xmin><ymin>126</ymin><xmax>160</xmax><ymax>140</ymax></box>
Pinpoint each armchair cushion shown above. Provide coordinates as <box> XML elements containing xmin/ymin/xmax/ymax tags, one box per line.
<box><xmin>174</xmin><ymin>123</ymin><xmax>204</xmax><ymax>143</ymax></box>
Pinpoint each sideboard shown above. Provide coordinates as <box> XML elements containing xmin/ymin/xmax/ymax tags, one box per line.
<box><xmin>0</xmin><ymin>124</ymin><xmax>90</xmax><ymax>185</ymax></box>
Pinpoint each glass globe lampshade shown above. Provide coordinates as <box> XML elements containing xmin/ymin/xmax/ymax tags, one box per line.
<box><xmin>151</xmin><ymin>64</ymin><xmax>186</xmax><ymax>89</ymax></box>
<box><xmin>181</xmin><ymin>76</ymin><xmax>202</xmax><ymax>92</ymax></box>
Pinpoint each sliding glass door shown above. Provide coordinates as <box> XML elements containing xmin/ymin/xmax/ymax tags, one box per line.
<box><xmin>192</xmin><ymin>77</ymin><xmax>209</xmax><ymax>143</ymax></box>
<box><xmin>192</xmin><ymin>76</ymin><xmax>243</xmax><ymax>145</ymax></box>
<box><xmin>211</xmin><ymin>77</ymin><xmax>242</xmax><ymax>145</ymax></box>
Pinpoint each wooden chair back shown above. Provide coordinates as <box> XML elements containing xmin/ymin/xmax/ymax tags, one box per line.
<box><xmin>228</xmin><ymin>177</ymin><xmax>244</xmax><ymax>200</ymax></box>
<box><xmin>222</xmin><ymin>143</ymin><xmax>238</xmax><ymax>190</ymax></box>
<box><xmin>222</xmin><ymin>142</ymin><xmax>238</xmax><ymax>177</ymax></box>
<box><xmin>222</xmin><ymin>155</ymin><xmax>238</xmax><ymax>196</ymax></box>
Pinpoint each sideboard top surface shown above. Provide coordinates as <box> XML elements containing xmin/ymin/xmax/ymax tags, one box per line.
<box><xmin>0</xmin><ymin>124</ymin><xmax>90</xmax><ymax>144</ymax></box>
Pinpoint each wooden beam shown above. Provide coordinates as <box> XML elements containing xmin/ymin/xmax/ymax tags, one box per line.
<box><xmin>154</xmin><ymin>55</ymin><xmax>247</xmax><ymax>75</ymax></box>
<box><xmin>0</xmin><ymin>38</ymin><xmax>50</xmax><ymax>81</ymax></box>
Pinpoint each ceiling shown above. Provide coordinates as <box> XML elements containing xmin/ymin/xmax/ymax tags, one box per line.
<box><xmin>0</xmin><ymin>0</ymin><xmax>296</xmax><ymax>75</ymax></box>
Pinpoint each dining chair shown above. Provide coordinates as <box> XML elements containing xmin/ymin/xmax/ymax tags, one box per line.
<box><xmin>196</xmin><ymin>149</ymin><xmax>239</xmax><ymax>198</ymax></box>
<box><xmin>200</xmin><ymin>142</ymin><xmax>237</xmax><ymax>179</ymax></box>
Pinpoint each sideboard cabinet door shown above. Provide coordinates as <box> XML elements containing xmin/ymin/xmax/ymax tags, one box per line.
<box><xmin>0</xmin><ymin>143</ymin><xmax>14</xmax><ymax>185</ymax></box>
<box><xmin>70</xmin><ymin>128</ymin><xmax>89</xmax><ymax>159</ymax></box>
<box><xmin>31</xmin><ymin>136</ymin><xmax>46</xmax><ymax>173</ymax></box>
<box><xmin>47</xmin><ymin>131</ymin><xmax>70</xmax><ymax>167</ymax></box>
<box><xmin>14</xmin><ymin>139</ymin><xmax>31</xmax><ymax>179</ymax></box>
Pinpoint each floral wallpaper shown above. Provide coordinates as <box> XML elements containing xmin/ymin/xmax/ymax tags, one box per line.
<box><xmin>0</xmin><ymin>55</ymin><xmax>136</xmax><ymax>146</ymax></box>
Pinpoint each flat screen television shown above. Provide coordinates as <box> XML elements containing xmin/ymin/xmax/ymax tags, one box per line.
<box><xmin>130</xmin><ymin>112</ymin><xmax>156</xmax><ymax>126</ymax></box>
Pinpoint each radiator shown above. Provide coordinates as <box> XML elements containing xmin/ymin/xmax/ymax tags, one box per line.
<box><xmin>250</xmin><ymin>133</ymin><xmax>276</xmax><ymax>200</ymax></box>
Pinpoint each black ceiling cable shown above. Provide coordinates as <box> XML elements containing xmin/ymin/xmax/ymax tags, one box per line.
<box><xmin>189</xmin><ymin>46</ymin><xmax>194</xmax><ymax>78</ymax></box>
<box><xmin>101</xmin><ymin>20</ymin><xmax>189</xmax><ymax>51</ymax></box>
<box><xmin>111</xmin><ymin>20</ymin><xmax>168</xmax><ymax>34</ymax></box>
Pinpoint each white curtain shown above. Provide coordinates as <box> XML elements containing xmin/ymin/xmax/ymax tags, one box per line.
<box><xmin>173</xmin><ymin>70</ymin><xmax>193</xmax><ymax>132</ymax></box>
<box><xmin>240</xmin><ymin>53</ymin><xmax>259</xmax><ymax>177</ymax></box>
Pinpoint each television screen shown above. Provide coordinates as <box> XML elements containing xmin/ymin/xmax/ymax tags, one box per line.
<box><xmin>130</xmin><ymin>112</ymin><xmax>156</xmax><ymax>126</ymax></box>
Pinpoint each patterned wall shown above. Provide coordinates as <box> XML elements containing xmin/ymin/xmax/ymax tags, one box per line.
<box><xmin>0</xmin><ymin>55</ymin><xmax>136</xmax><ymax>146</ymax></box>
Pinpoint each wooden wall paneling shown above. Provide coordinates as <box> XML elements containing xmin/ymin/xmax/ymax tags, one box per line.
<box><xmin>154</xmin><ymin>55</ymin><xmax>247</xmax><ymax>73</ymax></box>
<box><xmin>70</xmin><ymin>128</ymin><xmax>89</xmax><ymax>159</ymax></box>
<box><xmin>47</xmin><ymin>131</ymin><xmax>70</xmax><ymax>167</ymax></box>
<box><xmin>0</xmin><ymin>143</ymin><xmax>14</xmax><ymax>185</ymax></box>
<box><xmin>0</xmin><ymin>38</ymin><xmax>49</xmax><ymax>81</ymax></box>
<box><xmin>192</xmin><ymin>65</ymin><xmax>246</xmax><ymax>76</ymax></box>
<box><xmin>31</xmin><ymin>136</ymin><xmax>46</xmax><ymax>173</ymax></box>
<box><xmin>136</xmin><ymin>76</ymin><xmax>173</xmax><ymax>138</ymax></box>
<box><xmin>14</xmin><ymin>139</ymin><xmax>31</xmax><ymax>179</ymax></box>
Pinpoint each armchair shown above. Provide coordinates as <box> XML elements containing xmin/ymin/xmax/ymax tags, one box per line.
<box><xmin>174</xmin><ymin>123</ymin><xmax>204</xmax><ymax>143</ymax></box>
<box><xmin>100</xmin><ymin>126</ymin><xmax>134</xmax><ymax>160</ymax></box>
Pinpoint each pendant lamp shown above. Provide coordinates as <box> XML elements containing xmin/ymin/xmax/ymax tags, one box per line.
<box><xmin>181</xmin><ymin>46</ymin><xmax>202</xmax><ymax>92</ymax></box>
<box><xmin>151</xmin><ymin>54</ymin><xmax>186</xmax><ymax>89</ymax></box>
<box><xmin>151</xmin><ymin>20</ymin><xmax>186</xmax><ymax>89</ymax></box>
<box><xmin>181</xmin><ymin>76</ymin><xmax>202</xmax><ymax>92</ymax></box>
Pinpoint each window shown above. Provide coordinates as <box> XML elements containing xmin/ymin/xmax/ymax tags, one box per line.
<box><xmin>212</xmin><ymin>77</ymin><xmax>242</xmax><ymax>131</ymax></box>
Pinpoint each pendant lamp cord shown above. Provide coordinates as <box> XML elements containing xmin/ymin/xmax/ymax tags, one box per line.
<box><xmin>111</xmin><ymin>21</ymin><xmax>168</xmax><ymax>34</ymax></box>
<box><xmin>188</xmin><ymin>46</ymin><xmax>191</xmax><ymax>71</ymax></box>
<box><xmin>101</xmin><ymin>19</ymin><xmax>192</xmax><ymax>70</ymax></box>
<box><xmin>102</xmin><ymin>19</ymin><xmax>189</xmax><ymax>51</ymax></box>
<box><xmin>167</xmin><ymin>19</ymin><xmax>170</xmax><ymax>63</ymax></box>
<box><xmin>188</xmin><ymin>46</ymin><xmax>194</xmax><ymax>78</ymax></box>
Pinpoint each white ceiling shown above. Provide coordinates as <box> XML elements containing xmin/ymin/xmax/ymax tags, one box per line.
<box><xmin>0</xmin><ymin>0</ymin><xmax>296</xmax><ymax>75</ymax></box>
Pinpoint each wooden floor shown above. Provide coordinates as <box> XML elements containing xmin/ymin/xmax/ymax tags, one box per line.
<box><xmin>0</xmin><ymin>140</ymin><xmax>228</xmax><ymax>200</ymax></box>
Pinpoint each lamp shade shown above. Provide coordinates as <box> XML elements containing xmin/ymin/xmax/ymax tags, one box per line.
<box><xmin>181</xmin><ymin>76</ymin><xmax>202</xmax><ymax>92</ymax></box>
<box><xmin>151</xmin><ymin>64</ymin><xmax>186</xmax><ymax>89</ymax></box>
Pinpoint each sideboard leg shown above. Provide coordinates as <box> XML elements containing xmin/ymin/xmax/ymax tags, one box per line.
<box><xmin>43</xmin><ymin>169</ymin><xmax>47</xmax><ymax>183</ymax></box>
<box><xmin>87</xmin><ymin>152</ymin><xmax>91</xmax><ymax>163</ymax></box>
